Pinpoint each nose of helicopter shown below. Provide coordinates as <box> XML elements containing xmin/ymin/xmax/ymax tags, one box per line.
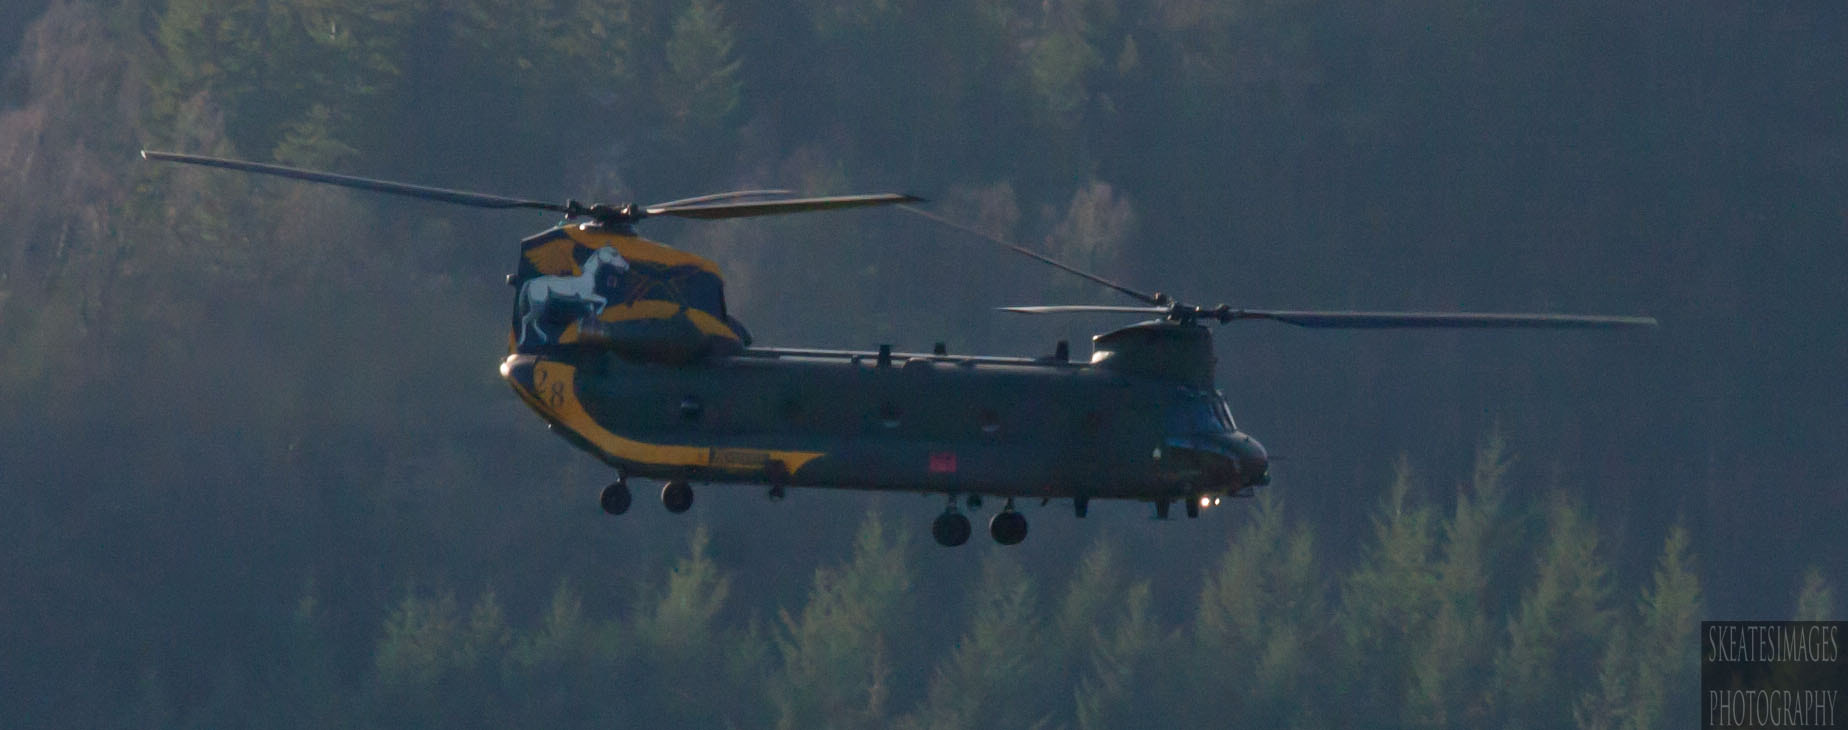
<box><xmin>1230</xmin><ymin>431</ymin><xmax>1270</xmax><ymax>486</ymax></box>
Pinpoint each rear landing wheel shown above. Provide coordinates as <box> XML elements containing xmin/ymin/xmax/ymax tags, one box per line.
<box><xmin>599</xmin><ymin>480</ymin><xmax>631</xmax><ymax>515</ymax></box>
<box><xmin>1073</xmin><ymin>496</ymin><xmax>1090</xmax><ymax>518</ymax></box>
<box><xmin>661</xmin><ymin>480</ymin><xmax>694</xmax><ymax>514</ymax></box>
<box><xmin>989</xmin><ymin>506</ymin><xmax>1028</xmax><ymax>546</ymax></box>
<box><xmin>932</xmin><ymin>510</ymin><xmax>972</xmax><ymax>547</ymax></box>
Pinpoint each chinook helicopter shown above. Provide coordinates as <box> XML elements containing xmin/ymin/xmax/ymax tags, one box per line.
<box><xmin>141</xmin><ymin>150</ymin><xmax>1656</xmax><ymax>547</ymax></box>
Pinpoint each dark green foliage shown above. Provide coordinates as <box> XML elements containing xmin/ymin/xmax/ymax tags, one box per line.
<box><xmin>1574</xmin><ymin>526</ymin><xmax>1702</xmax><ymax>730</ymax></box>
<box><xmin>1495</xmin><ymin>495</ymin><xmax>1615</xmax><ymax>729</ymax></box>
<box><xmin>150</xmin><ymin>0</ymin><xmax>422</xmax><ymax>164</ymax></box>
<box><xmin>770</xmin><ymin>514</ymin><xmax>912</xmax><ymax>730</ymax></box>
<box><xmin>53</xmin><ymin>442</ymin><xmax>1748</xmax><ymax>730</ymax></box>
<box><xmin>1793</xmin><ymin>569</ymin><xmax>1836</xmax><ymax>624</ymax></box>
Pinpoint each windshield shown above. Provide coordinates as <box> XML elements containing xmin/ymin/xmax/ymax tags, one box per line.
<box><xmin>1214</xmin><ymin>390</ymin><xmax>1237</xmax><ymax>430</ymax></box>
<box><xmin>1169</xmin><ymin>388</ymin><xmax>1234</xmax><ymax>434</ymax></box>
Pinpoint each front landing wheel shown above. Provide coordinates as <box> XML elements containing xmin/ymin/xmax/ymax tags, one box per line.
<box><xmin>599</xmin><ymin>480</ymin><xmax>631</xmax><ymax>515</ymax></box>
<box><xmin>932</xmin><ymin>511</ymin><xmax>972</xmax><ymax>547</ymax></box>
<box><xmin>661</xmin><ymin>480</ymin><xmax>694</xmax><ymax>514</ymax></box>
<box><xmin>989</xmin><ymin>509</ymin><xmax>1028</xmax><ymax>546</ymax></box>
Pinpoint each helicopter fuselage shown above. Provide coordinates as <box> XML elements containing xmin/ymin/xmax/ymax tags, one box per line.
<box><xmin>499</xmin><ymin>322</ymin><xmax>1270</xmax><ymax>501</ymax></box>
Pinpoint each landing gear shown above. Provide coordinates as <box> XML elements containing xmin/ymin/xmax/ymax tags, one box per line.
<box><xmin>1154</xmin><ymin>499</ymin><xmax>1171</xmax><ymax>520</ymax></box>
<box><xmin>1073</xmin><ymin>496</ymin><xmax>1090</xmax><ymax>518</ymax></box>
<box><xmin>932</xmin><ymin>510</ymin><xmax>972</xmax><ymax>547</ymax></box>
<box><xmin>599</xmin><ymin>479</ymin><xmax>631</xmax><ymax>515</ymax></box>
<box><xmin>989</xmin><ymin>500</ymin><xmax>1028</xmax><ymax>545</ymax></box>
<box><xmin>661</xmin><ymin>480</ymin><xmax>694</xmax><ymax>513</ymax></box>
<box><xmin>1185</xmin><ymin>497</ymin><xmax>1200</xmax><ymax>519</ymax></box>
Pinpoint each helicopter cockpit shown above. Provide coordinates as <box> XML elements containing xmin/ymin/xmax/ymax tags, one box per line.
<box><xmin>1165</xmin><ymin>387</ymin><xmax>1269</xmax><ymax>488</ymax></box>
<box><xmin>1169</xmin><ymin>387</ymin><xmax>1237</xmax><ymax>434</ymax></box>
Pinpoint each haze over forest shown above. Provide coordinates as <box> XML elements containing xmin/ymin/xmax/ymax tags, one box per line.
<box><xmin>0</xmin><ymin>0</ymin><xmax>1842</xmax><ymax>727</ymax></box>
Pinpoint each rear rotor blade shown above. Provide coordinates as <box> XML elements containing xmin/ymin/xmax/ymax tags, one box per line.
<box><xmin>141</xmin><ymin>150</ymin><xmax>567</xmax><ymax>214</ymax></box>
<box><xmin>1224</xmin><ymin>310</ymin><xmax>1659</xmax><ymax>329</ymax></box>
<box><xmin>898</xmin><ymin>204</ymin><xmax>1167</xmax><ymax>306</ymax></box>
<box><xmin>647</xmin><ymin>189</ymin><xmax>793</xmax><ymax>209</ymax></box>
<box><xmin>650</xmin><ymin>193</ymin><xmax>923</xmax><ymax>220</ymax></box>
<box><xmin>1000</xmin><ymin>305</ymin><xmax>1172</xmax><ymax>315</ymax></box>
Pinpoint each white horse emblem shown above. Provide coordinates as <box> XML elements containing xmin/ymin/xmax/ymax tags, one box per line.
<box><xmin>517</xmin><ymin>246</ymin><xmax>630</xmax><ymax>346</ymax></box>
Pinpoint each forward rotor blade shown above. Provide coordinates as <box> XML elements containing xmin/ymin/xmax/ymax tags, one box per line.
<box><xmin>1225</xmin><ymin>310</ymin><xmax>1659</xmax><ymax>329</ymax></box>
<box><xmin>646</xmin><ymin>189</ymin><xmax>793</xmax><ymax>209</ymax></box>
<box><xmin>650</xmin><ymin>193</ymin><xmax>923</xmax><ymax>220</ymax></box>
<box><xmin>140</xmin><ymin>150</ymin><xmax>567</xmax><ymax>214</ymax></box>
<box><xmin>1000</xmin><ymin>305</ymin><xmax>1172</xmax><ymax>315</ymax></box>
<box><xmin>898</xmin><ymin>204</ymin><xmax>1166</xmax><ymax>306</ymax></box>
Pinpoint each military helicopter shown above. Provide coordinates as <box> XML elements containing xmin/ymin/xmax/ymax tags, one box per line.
<box><xmin>140</xmin><ymin>150</ymin><xmax>1657</xmax><ymax>547</ymax></box>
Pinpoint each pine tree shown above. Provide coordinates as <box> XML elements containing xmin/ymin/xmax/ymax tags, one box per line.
<box><xmin>264</xmin><ymin>584</ymin><xmax>348</xmax><ymax>730</ymax></box>
<box><xmin>1793</xmin><ymin>567</ymin><xmax>1836</xmax><ymax>622</ymax></box>
<box><xmin>1074</xmin><ymin>580</ymin><xmax>1158</xmax><ymax>730</ymax></box>
<box><xmin>1048</xmin><ymin>180</ymin><xmax>1135</xmax><ymax>295</ymax></box>
<box><xmin>659</xmin><ymin>0</ymin><xmax>742</xmax><ymax>134</ymax></box>
<box><xmin>1026</xmin><ymin>0</ymin><xmax>1119</xmax><ymax>127</ymax></box>
<box><xmin>771</xmin><ymin>513</ymin><xmax>913</xmax><ymax>730</ymax></box>
<box><xmin>1190</xmin><ymin>490</ymin><xmax>1323</xmax><ymax>726</ymax></box>
<box><xmin>1338</xmin><ymin>457</ymin><xmax>1440</xmax><ymax>727</ymax></box>
<box><xmin>900</xmin><ymin>554</ymin><xmax>1050</xmax><ymax>730</ymax></box>
<box><xmin>1406</xmin><ymin>432</ymin><xmax>1510</xmax><ymax>728</ymax></box>
<box><xmin>504</xmin><ymin>581</ymin><xmax>627</xmax><ymax>729</ymax></box>
<box><xmin>628</xmin><ymin>525</ymin><xmax>766</xmax><ymax>728</ymax></box>
<box><xmin>1574</xmin><ymin>526</ymin><xmax>1701</xmax><ymax>730</ymax></box>
<box><xmin>372</xmin><ymin>589</ymin><xmax>510</xmax><ymax>728</ymax></box>
<box><xmin>1494</xmin><ymin>495</ymin><xmax>1614</xmax><ymax>729</ymax></box>
<box><xmin>151</xmin><ymin>0</ymin><xmax>422</xmax><ymax>165</ymax></box>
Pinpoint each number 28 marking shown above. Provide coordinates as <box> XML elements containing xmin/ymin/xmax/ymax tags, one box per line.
<box><xmin>534</xmin><ymin>366</ymin><xmax>566</xmax><ymax>408</ymax></box>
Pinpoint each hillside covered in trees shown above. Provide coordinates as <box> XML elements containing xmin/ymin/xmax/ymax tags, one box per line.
<box><xmin>1</xmin><ymin>0</ymin><xmax>1842</xmax><ymax>727</ymax></box>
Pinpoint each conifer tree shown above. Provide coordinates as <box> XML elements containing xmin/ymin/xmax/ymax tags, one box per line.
<box><xmin>1574</xmin><ymin>525</ymin><xmax>1701</xmax><ymax>730</ymax></box>
<box><xmin>504</xmin><ymin>581</ymin><xmax>627</xmax><ymax>729</ymax></box>
<box><xmin>1407</xmin><ymin>432</ymin><xmax>1510</xmax><ymax>728</ymax></box>
<box><xmin>151</xmin><ymin>0</ymin><xmax>421</xmax><ymax>164</ymax></box>
<box><xmin>1495</xmin><ymin>496</ymin><xmax>1614</xmax><ymax>729</ymax></box>
<box><xmin>373</xmin><ymin>589</ymin><xmax>511</xmax><ymax>728</ymax></box>
<box><xmin>771</xmin><ymin>514</ymin><xmax>913</xmax><ymax>730</ymax></box>
<box><xmin>1074</xmin><ymin>580</ymin><xmax>1158</xmax><ymax>730</ymax></box>
<box><xmin>1338</xmin><ymin>457</ymin><xmax>1440</xmax><ymax>727</ymax></box>
<box><xmin>1190</xmin><ymin>490</ymin><xmax>1323</xmax><ymax>727</ymax></box>
<box><xmin>265</xmin><ymin>584</ymin><xmax>348</xmax><ymax>730</ymax></box>
<box><xmin>1793</xmin><ymin>567</ymin><xmax>1836</xmax><ymax>622</ymax></box>
<box><xmin>901</xmin><ymin>555</ymin><xmax>1049</xmax><ymax>730</ymax></box>
<box><xmin>629</xmin><ymin>526</ymin><xmax>767</xmax><ymax>728</ymax></box>
<box><xmin>1053</xmin><ymin>541</ymin><xmax>1127</xmax><ymax>692</ymax></box>
<box><xmin>660</xmin><ymin>0</ymin><xmax>742</xmax><ymax>134</ymax></box>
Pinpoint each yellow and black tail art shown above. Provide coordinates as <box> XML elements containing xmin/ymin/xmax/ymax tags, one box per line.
<box><xmin>509</xmin><ymin>224</ymin><xmax>748</xmax><ymax>358</ymax></box>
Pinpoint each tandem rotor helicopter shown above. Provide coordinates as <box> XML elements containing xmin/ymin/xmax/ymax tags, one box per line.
<box><xmin>141</xmin><ymin>150</ymin><xmax>1656</xmax><ymax>547</ymax></box>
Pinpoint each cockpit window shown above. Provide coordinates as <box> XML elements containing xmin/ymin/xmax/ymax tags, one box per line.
<box><xmin>1170</xmin><ymin>388</ymin><xmax>1234</xmax><ymax>434</ymax></box>
<box><xmin>1214</xmin><ymin>390</ymin><xmax>1237</xmax><ymax>431</ymax></box>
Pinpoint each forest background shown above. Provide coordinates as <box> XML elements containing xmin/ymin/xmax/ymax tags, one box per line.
<box><xmin>0</xmin><ymin>0</ymin><xmax>1842</xmax><ymax>727</ymax></box>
